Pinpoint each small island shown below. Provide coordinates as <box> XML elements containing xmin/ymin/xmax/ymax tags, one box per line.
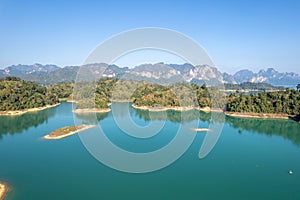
<box><xmin>44</xmin><ymin>124</ymin><xmax>95</xmax><ymax>140</ymax></box>
<box><xmin>0</xmin><ymin>182</ymin><xmax>8</xmax><ymax>200</ymax></box>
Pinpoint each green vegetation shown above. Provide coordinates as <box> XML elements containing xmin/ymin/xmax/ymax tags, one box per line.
<box><xmin>226</xmin><ymin>89</ymin><xmax>300</xmax><ymax>116</ymax></box>
<box><xmin>47</xmin><ymin>83</ymin><xmax>73</xmax><ymax>100</ymax></box>
<box><xmin>1</xmin><ymin>77</ymin><xmax>299</xmax><ymax>122</ymax></box>
<box><xmin>132</xmin><ymin>83</ymin><xmax>225</xmax><ymax>110</ymax></box>
<box><xmin>48</xmin><ymin>125</ymin><xmax>79</xmax><ymax>137</ymax></box>
<box><xmin>45</xmin><ymin>124</ymin><xmax>95</xmax><ymax>139</ymax></box>
<box><xmin>73</xmin><ymin>78</ymin><xmax>145</xmax><ymax>109</ymax></box>
<box><xmin>0</xmin><ymin>77</ymin><xmax>58</xmax><ymax>111</ymax></box>
<box><xmin>73</xmin><ymin>79</ymin><xmax>116</xmax><ymax>109</ymax></box>
<box><xmin>132</xmin><ymin>83</ymin><xmax>181</xmax><ymax>107</ymax></box>
<box><xmin>224</xmin><ymin>82</ymin><xmax>286</xmax><ymax>91</ymax></box>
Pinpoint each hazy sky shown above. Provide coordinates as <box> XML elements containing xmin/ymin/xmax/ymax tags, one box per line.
<box><xmin>0</xmin><ymin>0</ymin><xmax>299</xmax><ymax>74</ymax></box>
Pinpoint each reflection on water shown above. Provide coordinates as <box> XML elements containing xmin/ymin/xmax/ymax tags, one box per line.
<box><xmin>1</xmin><ymin>102</ymin><xmax>299</xmax><ymax>148</ymax></box>
<box><xmin>75</xmin><ymin>112</ymin><xmax>109</xmax><ymax>124</ymax></box>
<box><xmin>226</xmin><ymin>116</ymin><xmax>300</xmax><ymax>146</ymax></box>
<box><xmin>133</xmin><ymin>108</ymin><xmax>212</xmax><ymax>123</ymax></box>
<box><xmin>0</xmin><ymin>108</ymin><xmax>56</xmax><ymax>139</ymax></box>
<box><xmin>133</xmin><ymin>105</ymin><xmax>300</xmax><ymax>147</ymax></box>
<box><xmin>0</xmin><ymin>104</ymin><xmax>299</xmax><ymax>199</ymax></box>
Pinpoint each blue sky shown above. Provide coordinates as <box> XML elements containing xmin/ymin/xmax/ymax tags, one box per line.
<box><xmin>0</xmin><ymin>0</ymin><xmax>299</xmax><ymax>74</ymax></box>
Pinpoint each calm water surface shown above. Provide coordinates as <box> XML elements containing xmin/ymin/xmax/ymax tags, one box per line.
<box><xmin>0</xmin><ymin>102</ymin><xmax>299</xmax><ymax>200</ymax></box>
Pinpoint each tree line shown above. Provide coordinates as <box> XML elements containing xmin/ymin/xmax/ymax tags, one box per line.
<box><xmin>1</xmin><ymin>77</ymin><xmax>299</xmax><ymax>118</ymax></box>
<box><xmin>0</xmin><ymin>77</ymin><xmax>59</xmax><ymax>111</ymax></box>
<box><xmin>226</xmin><ymin>89</ymin><xmax>300</xmax><ymax>116</ymax></box>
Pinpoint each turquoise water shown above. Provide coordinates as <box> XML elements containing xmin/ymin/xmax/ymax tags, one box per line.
<box><xmin>0</xmin><ymin>102</ymin><xmax>300</xmax><ymax>199</ymax></box>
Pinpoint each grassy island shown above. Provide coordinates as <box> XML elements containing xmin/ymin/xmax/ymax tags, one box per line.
<box><xmin>44</xmin><ymin>124</ymin><xmax>95</xmax><ymax>140</ymax></box>
<box><xmin>0</xmin><ymin>182</ymin><xmax>8</xmax><ymax>200</ymax></box>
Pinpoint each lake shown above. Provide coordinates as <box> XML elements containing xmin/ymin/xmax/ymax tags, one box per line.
<box><xmin>0</xmin><ymin>102</ymin><xmax>299</xmax><ymax>199</ymax></box>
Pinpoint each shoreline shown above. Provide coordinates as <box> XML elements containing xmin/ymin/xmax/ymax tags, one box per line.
<box><xmin>0</xmin><ymin>182</ymin><xmax>8</xmax><ymax>200</ymax></box>
<box><xmin>196</xmin><ymin>106</ymin><xmax>224</xmax><ymax>113</ymax></box>
<box><xmin>0</xmin><ymin>103</ymin><xmax>60</xmax><ymax>116</ymax></box>
<box><xmin>111</xmin><ymin>99</ymin><xmax>132</xmax><ymax>103</ymax></box>
<box><xmin>132</xmin><ymin>104</ymin><xmax>224</xmax><ymax>113</ymax></box>
<box><xmin>132</xmin><ymin>104</ymin><xmax>298</xmax><ymax>122</ymax></box>
<box><xmin>66</xmin><ymin>99</ymin><xmax>76</xmax><ymax>103</ymax></box>
<box><xmin>132</xmin><ymin>104</ymin><xmax>195</xmax><ymax>112</ymax></box>
<box><xmin>225</xmin><ymin>112</ymin><xmax>292</xmax><ymax>120</ymax></box>
<box><xmin>72</xmin><ymin>108</ymin><xmax>111</xmax><ymax>113</ymax></box>
<box><xmin>44</xmin><ymin>124</ymin><xmax>96</xmax><ymax>140</ymax></box>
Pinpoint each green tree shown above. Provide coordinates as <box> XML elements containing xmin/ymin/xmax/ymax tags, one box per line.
<box><xmin>297</xmin><ymin>84</ymin><xmax>300</xmax><ymax>91</ymax></box>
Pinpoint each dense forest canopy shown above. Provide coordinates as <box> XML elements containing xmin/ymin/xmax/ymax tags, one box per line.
<box><xmin>224</xmin><ymin>82</ymin><xmax>286</xmax><ymax>91</ymax></box>
<box><xmin>69</xmin><ymin>78</ymin><xmax>300</xmax><ymax>120</ymax></box>
<box><xmin>0</xmin><ymin>77</ymin><xmax>59</xmax><ymax>111</ymax></box>
<box><xmin>226</xmin><ymin>89</ymin><xmax>300</xmax><ymax>115</ymax></box>
<box><xmin>1</xmin><ymin>77</ymin><xmax>299</xmax><ymax>119</ymax></box>
<box><xmin>73</xmin><ymin>79</ymin><xmax>216</xmax><ymax>109</ymax></box>
<box><xmin>47</xmin><ymin>83</ymin><xmax>74</xmax><ymax>99</ymax></box>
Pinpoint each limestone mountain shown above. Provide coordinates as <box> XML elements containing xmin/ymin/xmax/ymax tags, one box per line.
<box><xmin>1</xmin><ymin>63</ymin><xmax>299</xmax><ymax>87</ymax></box>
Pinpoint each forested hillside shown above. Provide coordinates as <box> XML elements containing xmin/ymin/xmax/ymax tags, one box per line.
<box><xmin>226</xmin><ymin>89</ymin><xmax>300</xmax><ymax>116</ymax></box>
<box><xmin>47</xmin><ymin>83</ymin><xmax>74</xmax><ymax>100</ymax></box>
<box><xmin>224</xmin><ymin>82</ymin><xmax>286</xmax><ymax>91</ymax></box>
<box><xmin>0</xmin><ymin>77</ymin><xmax>59</xmax><ymax>111</ymax></box>
<box><xmin>1</xmin><ymin>77</ymin><xmax>299</xmax><ymax>120</ymax></box>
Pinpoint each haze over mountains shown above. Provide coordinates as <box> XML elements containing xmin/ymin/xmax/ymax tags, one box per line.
<box><xmin>0</xmin><ymin>63</ymin><xmax>299</xmax><ymax>87</ymax></box>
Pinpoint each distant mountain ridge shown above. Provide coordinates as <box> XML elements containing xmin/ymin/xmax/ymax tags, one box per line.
<box><xmin>0</xmin><ymin>63</ymin><xmax>59</xmax><ymax>78</ymax></box>
<box><xmin>0</xmin><ymin>63</ymin><xmax>299</xmax><ymax>86</ymax></box>
<box><xmin>232</xmin><ymin>68</ymin><xmax>300</xmax><ymax>86</ymax></box>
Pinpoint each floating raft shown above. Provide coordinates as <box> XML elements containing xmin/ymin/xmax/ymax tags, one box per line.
<box><xmin>190</xmin><ymin>128</ymin><xmax>212</xmax><ymax>132</ymax></box>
